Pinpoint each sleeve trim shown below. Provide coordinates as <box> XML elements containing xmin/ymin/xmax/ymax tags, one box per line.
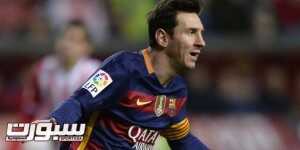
<box><xmin>161</xmin><ymin>118</ymin><xmax>191</xmax><ymax>141</ymax></box>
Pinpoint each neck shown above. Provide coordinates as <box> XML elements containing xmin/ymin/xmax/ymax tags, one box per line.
<box><xmin>58</xmin><ymin>56</ymin><xmax>79</xmax><ymax>71</ymax></box>
<box><xmin>148</xmin><ymin>48</ymin><xmax>177</xmax><ymax>86</ymax></box>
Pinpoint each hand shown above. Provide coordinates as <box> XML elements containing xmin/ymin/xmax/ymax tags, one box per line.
<box><xmin>32</xmin><ymin>117</ymin><xmax>57</xmax><ymax>124</ymax></box>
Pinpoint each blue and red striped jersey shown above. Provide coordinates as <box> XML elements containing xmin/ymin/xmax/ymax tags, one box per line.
<box><xmin>50</xmin><ymin>48</ymin><xmax>208</xmax><ymax>150</ymax></box>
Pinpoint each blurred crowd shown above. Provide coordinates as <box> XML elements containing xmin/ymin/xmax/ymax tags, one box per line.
<box><xmin>0</xmin><ymin>0</ymin><xmax>300</xmax><ymax>150</ymax></box>
<box><xmin>0</xmin><ymin>0</ymin><xmax>299</xmax><ymax>45</ymax></box>
<box><xmin>0</xmin><ymin>0</ymin><xmax>156</xmax><ymax>45</ymax></box>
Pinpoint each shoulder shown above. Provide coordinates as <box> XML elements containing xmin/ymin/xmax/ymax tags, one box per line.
<box><xmin>80</xmin><ymin>57</ymin><xmax>101</xmax><ymax>71</ymax></box>
<box><xmin>83</xmin><ymin>58</ymin><xmax>100</xmax><ymax>66</ymax></box>
<box><xmin>101</xmin><ymin>50</ymin><xmax>143</xmax><ymax>73</ymax></box>
<box><xmin>105</xmin><ymin>50</ymin><xmax>141</xmax><ymax>64</ymax></box>
<box><xmin>173</xmin><ymin>75</ymin><xmax>188</xmax><ymax>95</ymax></box>
<box><xmin>38</xmin><ymin>55</ymin><xmax>58</xmax><ymax>70</ymax></box>
<box><xmin>32</xmin><ymin>55</ymin><xmax>58</xmax><ymax>77</ymax></box>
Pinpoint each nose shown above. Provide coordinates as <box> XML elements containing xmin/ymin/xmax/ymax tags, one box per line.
<box><xmin>195</xmin><ymin>33</ymin><xmax>206</xmax><ymax>48</ymax></box>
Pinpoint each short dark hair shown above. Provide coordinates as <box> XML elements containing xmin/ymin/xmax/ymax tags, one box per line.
<box><xmin>147</xmin><ymin>0</ymin><xmax>204</xmax><ymax>49</ymax></box>
<box><xmin>61</xmin><ymin>20</ymin><xmax>91</xmax><ymax>42</ymax></box>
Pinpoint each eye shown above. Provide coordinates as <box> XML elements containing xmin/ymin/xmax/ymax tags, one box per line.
<box><xmin>189</xmin><ymin>29</ymin><xmax>197</xmax><ymax>34</ymax></box>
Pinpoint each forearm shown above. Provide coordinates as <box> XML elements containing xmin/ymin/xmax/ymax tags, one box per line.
<box><xmin>168</xmin><ymin>133</ymin><xmax>209</xmax><ymax>150</ymax></box>
<box><xmin>50</xmin><ymin>98</ymin><xmax>83</xmax><ymax>124</ymax></box>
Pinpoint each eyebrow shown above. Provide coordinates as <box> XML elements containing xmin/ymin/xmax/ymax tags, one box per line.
<box><xmin>188</xmin><ymin>27</ymin><xmax>204</xmax><ymax>32</ymax></box>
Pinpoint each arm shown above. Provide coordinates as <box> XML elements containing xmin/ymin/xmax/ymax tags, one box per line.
<box><xmin>161</xmin><ymin>94</ymin><xmax>209</xmax><ymax>150</ymax></box>
<box><xmin>169</xmin><ymin>133</ymin><xmax>208</xmax><ymax>150</ymax></box>
<box><xmin>162</xmin><ymin>118</ymin><xmax>209</xmax><ymax>150</ymax></box>
<box><xmin>50</xmin><ymin>52</ymin><xmax>130</xmax><ymax>124</ymax></box>
<box><xmin>20</xmin><ymin>63</ymin><xmax>42</xmax><ymax>122</ymax></box>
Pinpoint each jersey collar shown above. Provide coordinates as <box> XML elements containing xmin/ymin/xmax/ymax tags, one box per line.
<box><xmin>142</xmin><ymin>48</ymin><xmax>155</xmax><ymax>74</ymax></box>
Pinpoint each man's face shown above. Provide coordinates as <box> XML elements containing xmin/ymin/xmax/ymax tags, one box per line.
<box><xmin>166</xmin><ymin>12</ymin><xmax>205</xmax><ymax>70</ymax></box>
<box><xmin>56</xmin><ymin>26</ymin><xmax>90</xmax><ymax>61</ymax></box>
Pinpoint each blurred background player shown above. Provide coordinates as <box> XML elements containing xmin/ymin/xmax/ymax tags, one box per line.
<box><xmin>15</xmin><ymin>20</ymin><xmax>100</xmax><ymax>150</ymax></box>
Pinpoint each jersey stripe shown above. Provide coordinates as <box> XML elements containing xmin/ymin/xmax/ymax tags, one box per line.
<box><xmin>161</xmin><ymin>118</ymin><xmax>190</xmax><ymax>141</ymax></box>
<box><xmin>77</xmin><ymin>111</ymin><xmax>99</xmax><ymax>150</ymax></box>
<box><xmin>142</xmin><ymin>48</ymin><xmax>154</xmax><ymax>74</ymax></box>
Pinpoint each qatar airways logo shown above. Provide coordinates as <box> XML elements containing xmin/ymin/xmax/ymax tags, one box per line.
<box><xmin>128</xmin><ymin>125</ymin><xmax>160</xmax><ymax>150</ymax></box>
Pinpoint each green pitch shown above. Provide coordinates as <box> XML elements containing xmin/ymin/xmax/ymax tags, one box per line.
<box><xmin>154</xmin><ymin>136</ymin><xmax>171</xmax><ymax>150</ymax></box>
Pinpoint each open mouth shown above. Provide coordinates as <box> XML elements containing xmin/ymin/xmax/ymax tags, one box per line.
<box><xmin>190</xmin><ymin>52</ymin><xmax>198</xmax><ymax>57</ymax></box>
<box><xmin>189</xmin><ymin>50</ymin><xmax>200</xmax><ymax>57</ymax></box>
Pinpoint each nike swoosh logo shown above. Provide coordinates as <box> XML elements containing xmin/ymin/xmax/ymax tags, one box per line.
<box><xmin>136</xmin><ymin>99</ymin><xmax>152</xmax><ymax>106</ymax></box>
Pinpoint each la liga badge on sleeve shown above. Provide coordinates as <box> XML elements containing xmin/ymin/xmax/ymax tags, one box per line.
<box><xmin>82</xmin><ymin>69</ymin><xmax>113</xmax><ymax>97</ymax></box>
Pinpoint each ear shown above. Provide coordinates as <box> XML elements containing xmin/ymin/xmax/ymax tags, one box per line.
<box><xmin>155</xmin><ymin>28</ymin><xmax>169</xmax><ymax>48</ymax></box>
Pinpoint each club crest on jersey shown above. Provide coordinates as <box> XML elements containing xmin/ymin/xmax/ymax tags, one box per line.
<box><xmin>168</xmin><ymin>98</ymin><xmax>177</xmax><ymax>117</ymax></box>
<box><xmin>82</xmin><ymin>69</ymin><xmax>112</xmax><ymax>97</ymax></box>
<box><xmin>154</xmin><ymin>95</ymin><xmax>167</xmax><ymax>117</ymax></box>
